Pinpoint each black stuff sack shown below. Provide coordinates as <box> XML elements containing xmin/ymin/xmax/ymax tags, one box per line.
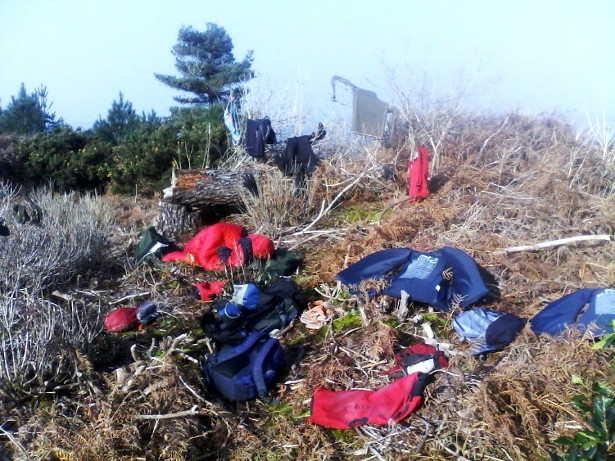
<box><xmin>200</xmin><ymin>277</ymin><xmax>304</xmax><ymax>346</ymax></box>
<box><xmin>202</xmin><ymin>331</ymin><xmax>285</xmax><ymax>402</ymax></box>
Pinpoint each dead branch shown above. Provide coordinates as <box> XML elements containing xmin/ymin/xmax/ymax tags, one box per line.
<box><xmin>498</xmin><ymin>234</ymin><xmax>611</xmax><ymax>253</ymax></box>
<box><xmin>0</xmin><ymin>424</ymin><xmax>30</xmax><ymax>460</ymax></box>
<box><xmin>110</xmin><ymin>292</ymin><xmax>150</xmax><ymax>305</ymax></box>
<box><xmin>134</xmin><ymin>405</ymin><xmax>199</xmax><ymax>420</ymax></box>
<box><xmin>299</xmin><ymin>168</ymin><xmax>377</xmax><ymax>234</ymax></box>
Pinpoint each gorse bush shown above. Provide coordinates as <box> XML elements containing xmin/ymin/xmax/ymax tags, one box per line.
<box><xmin>107</xmin><ymin>116</ymin><xmax>173</xmax><ymax>195</ymax></box>
<box><xmin>107</xmin><ymin>105</ymin><xmax>229</xmax><ymax>195</ymax></box>
<box><xmin>0</xmin><ymin>183</ymin><xmax>114</xmax><ymax>400</ymax></box>
<box><xmin>19</xmin><ymin>126</ymin><xmax>110</xmax><ymax>191</ymax></box>
<box><xmin>0</xmin><ymin>99</ymin><xmax>231</xmax><ymax>196</ymax></box>
<box><xmin>170</xmin><ymin>104</ymin><xmax>229</xmax><ymax>168</ymax></box>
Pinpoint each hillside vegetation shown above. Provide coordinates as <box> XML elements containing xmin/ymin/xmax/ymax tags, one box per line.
<box><xmin>1</xmin><ymin>108</ymin><xmax>615</xmax><ymax>460</ymax></box>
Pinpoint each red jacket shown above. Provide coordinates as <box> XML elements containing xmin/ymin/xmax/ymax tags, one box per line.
<box><xmin>408</xmin><ymin>145</ymin><xmax>429</xmax><ymax>201</ymax></box>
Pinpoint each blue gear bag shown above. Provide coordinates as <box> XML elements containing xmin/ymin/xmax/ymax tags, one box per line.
<box><xmin>202</xmin><ymin>331</ymin><xmax>286</xmax><ymax>401</ymax></box>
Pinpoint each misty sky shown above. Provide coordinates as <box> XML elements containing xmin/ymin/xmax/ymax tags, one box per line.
<box><xmin>1</xmin><ymin>0</ymin><xmax>613</xmax><ymax>131</ymax></box>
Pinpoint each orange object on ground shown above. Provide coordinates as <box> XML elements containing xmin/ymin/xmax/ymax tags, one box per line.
<box><xmin>194</xmin><ymin>280</ymin><xmax>226</xmax><ymax>301</ymax></box>
<box><xmin>300</xmin><ymin>300</ymin><xmax>333</xmax><ymax>330</ymax></box>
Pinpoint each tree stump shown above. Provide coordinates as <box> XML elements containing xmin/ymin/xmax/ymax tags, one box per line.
<box><xmin>157</xmin><ymin>201</ymin><xmax>199</xmax><ymax>239</ymax></box>
<box><xmin>157</xmin><ymin>168</ymin><xmax>258</xmax><ymax>237</ymax></box>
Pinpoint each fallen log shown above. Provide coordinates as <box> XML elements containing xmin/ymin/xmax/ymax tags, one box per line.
<box><xmin>162</xmin><ymin>168</ymin><xmax>258</xmax><ymax>208</ymax></box>
<box><xmin>158</xmin><ymin>168</ymin><xmax>259</xmax><ymax>237</ymax></box>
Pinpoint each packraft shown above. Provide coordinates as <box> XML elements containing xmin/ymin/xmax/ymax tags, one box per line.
<box><xmin>530</xmin><ymin>288</ymin><xmax>615</xmax><ymax>337</ymax></box>
<box><xmin>202</xmin><ymin>330</ymin><xmax>286</xmax><ymax>401</ymax></box>
<box><xmin>307</xmin><ymin>372</ymin><xmax>430</xmax><ymax>429</ymax></box>
<box><xmin>336</xmin><ymin>246</ymin><xmax>488</xmax><ymax>311</ymax></box>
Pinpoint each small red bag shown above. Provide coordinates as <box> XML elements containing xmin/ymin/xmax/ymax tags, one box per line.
<box><xmin>104</xmin><ymin>307</ymin><xmax>139</xmax><ymax>332</ymax></box>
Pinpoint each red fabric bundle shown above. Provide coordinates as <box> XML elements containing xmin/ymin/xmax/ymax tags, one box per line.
<box><xmin>307</xmin><ymin>372</ymin><xmax>429</xmax><ymax>429</ymax></box>
<box><xmin>162</xmin><ymin>223</ymin><xmax>274</xmax><ymax>271</ymax></box>
<box><xmin>194</xmin><ymin>280</ymin><xmax>226</xmax><ymax>301</ymax></box>
<box><xmin>104</xmin><ymin>307</ymin><xmax>139</xmax><ymax>332</ymax></box>
<box><xmin>381</xmin><ymin>343</ymin><xmax>449</xmax><ymax>376</ymax></box>
<box><xmin>247</xmin><ymin>234</ymin><xmax>275</xmax><ymax>259</ymax></box>
<box><xmin>408</xmin><ymin>145</ymin><xmax>429</xmax><ymax>202</ymax></box>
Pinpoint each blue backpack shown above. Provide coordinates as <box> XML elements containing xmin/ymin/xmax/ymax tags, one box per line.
<box><xmin>202</xmin><ymin>331</ymin><xmax>286</xmax><ymax>402</ymax></box>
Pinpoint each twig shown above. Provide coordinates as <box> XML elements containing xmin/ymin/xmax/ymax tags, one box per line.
<box><xmin>414</xmin><ymin>415</ymin><xmax>431</xmax><ymax>454</ymax></box>
<box><xmin>498</xmin><ymin>234</ymin><xmax>611</xmax><ymax>253</ymax></box>
<box><xmin>164</xmin><ymin>333</ymin><xmax>189</xmax><ymax>357</ymax></box>
<box><xmin>135</xmin><ymin>405</ymin><xmax>200</xmax><ymax>420</ymax></box>
<box><xmin>178</xmin><ymin>375</ymin><xmax>210</xmax><ymax>404</ymax></box>
<box><xmin>299</xmin><ymin>168</ymin><xmax>376</xmax><ymax>234</ymax></box>
<box><xmin>0</xmin><ymin>424</ymin><xmax>30</xmax><ymax>460</ymax></box>
<box><xmin>377</xmin><ymin>198</ymin><xmax>408</xmax><ymax>225</ymax></box>
<box><xmin>110</xmin><ymin>292</ymin><xmax>150</xmax><ymax>305</ymax></box>
<box><xmin>479</xmin><ymin>115</ymin><xmax>509</xmax><ymax>155</ymax></box>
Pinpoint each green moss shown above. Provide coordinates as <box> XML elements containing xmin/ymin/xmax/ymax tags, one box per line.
<box><xmin>37</xmin><ymin>396</ymin><xmax>54</xmax><ymax>410</ymax></box>
<box><xmin>383</xmin><ymin>317</ymin><xmax>399</xmax><ymax>328</ymax></box>
<box><xmin>328</xmin><ymin>428</ymin><xmax>361</xmax><ymax>444</ymax></box>
<box><xmin>331</xmin><ymin>309</ymin><xmax>363</xmax><ymax>333</ymax></box>
<box><xmin>421</xmin><ymin>312</ymin><xmax>450</xmax><ymax>336</ymax></box>
<box><xmin>267</xmin><ymin>402</ymin><xmax>309</xmax><ymax>421</ymax></box>
<box><xmin>329</xmin><ymin>205</ymin><xmax>380</xmax><ymax>225</ymax></box>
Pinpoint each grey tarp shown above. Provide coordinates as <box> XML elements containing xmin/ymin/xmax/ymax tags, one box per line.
<box><xmin>351</xmin><ymin>88</ymin><xmax>389</xmax><ymax>138</ymax></box>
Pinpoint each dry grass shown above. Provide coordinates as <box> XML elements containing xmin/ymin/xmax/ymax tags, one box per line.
<box><xmin>3</xmin><ymin>110</ymin><xmax>615</xmax><ymax>460</ymax></box>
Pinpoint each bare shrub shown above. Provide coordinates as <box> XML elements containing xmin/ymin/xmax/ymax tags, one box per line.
<box><xmin>0</xmin><ymin>187</ymin><xmax>113</xmax><ymax>294</ymax></box>
<box><xmin>386</xmin><ymin>66</ymin><xmax>475</xmax><ymax>171</ymax></box>
<box><xmin>0</xmin><ymin>295</ymin><xmax>102</xmax><ymax>402</ymax></box>
<box><xmin>0</xmin><ymin>185</ymin><xmax>114</xmax><ymax>401</ymax></box>
<box><xmin>241</xmin><ymin>169</ymin><xmax>314</xmax><ymax>238</ymax></box>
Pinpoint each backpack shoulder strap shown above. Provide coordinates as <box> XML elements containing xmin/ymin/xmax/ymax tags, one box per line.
<box><xmin>251</xmin><ymin>337</ymin><xmax>279</xmax><ymax>397</ymax></box>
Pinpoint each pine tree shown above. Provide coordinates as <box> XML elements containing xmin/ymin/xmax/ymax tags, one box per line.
<box><xmin>92</xmin><ymin>92</ymin><xmax>140</xmax><ymax>144</ymax></box>
<box><xmin>0</xmin><ymin>83</ymin><xmax>60</xmax><ymax>135</ymax></box>
<box><xmin>155</xmin><ymin>23</ymin><xmax>253</xmax><ymax>106</ymax></box>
